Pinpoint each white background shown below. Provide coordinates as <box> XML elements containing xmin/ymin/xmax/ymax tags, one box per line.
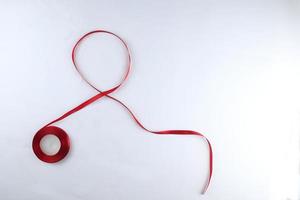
<box><xmin>0</xmin><ymin>1</ymin><xmax>299</xmax><ymax>200</ymax></box>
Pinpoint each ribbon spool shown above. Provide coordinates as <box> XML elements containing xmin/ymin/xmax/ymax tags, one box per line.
<box><xmin>32</xmin><ymin>126</ymin><xmax>70</xmax><ymax>163</ymax></box>
<box><xmin>32</xmin><ymin>30</ymin><xmax>213</xmax><ymax>194</ymax></box>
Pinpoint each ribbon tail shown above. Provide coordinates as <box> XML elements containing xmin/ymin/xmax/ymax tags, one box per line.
<box><xmin>201</xmin><ymin>137</ymin><xmax>213</xmax><ymax>194</ymax></box>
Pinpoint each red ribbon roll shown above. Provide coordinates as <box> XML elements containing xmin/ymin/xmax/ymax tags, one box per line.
<box><xmin>32</xmin><ymin>126</ymin><xmax>70</xmax><ymax>163</ymax></box>
<box><xmin>32</xmin><ymin>30</ymin><xmax>213</xmax><ymax>194</ymax></box>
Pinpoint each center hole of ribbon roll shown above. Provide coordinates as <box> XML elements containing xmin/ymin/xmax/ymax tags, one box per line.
<box><xmin>76</xmin><ymin>32</ymin><xmax>128</xmax><ymax>91</ymax></box>
<box><xmin>40</xmin><ymin>134</ymin><xmax>61</xmax><ymax>156</ymax></box>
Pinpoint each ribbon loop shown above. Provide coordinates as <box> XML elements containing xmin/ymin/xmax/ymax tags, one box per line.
<box><xmin>71</xmin><ymin>30</ymin><xmax>131</xmax><ymax>93</ymax></box>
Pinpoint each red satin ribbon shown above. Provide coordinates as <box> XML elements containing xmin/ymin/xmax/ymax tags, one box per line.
<box><xmin>33</xmin><ymin>126</ymin><xmax>70</xmax><ymax>163</ymax></box>
<box><xmin>32</xmin><ymin>30</ymin><xmax>213</xmax><ymax>194</ymax></box>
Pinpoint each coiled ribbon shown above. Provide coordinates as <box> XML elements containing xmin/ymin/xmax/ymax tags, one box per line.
<box><xmin>32</xmin><ymin>30</ymin><xmax>213</xmax><ymax>194</ymax></box>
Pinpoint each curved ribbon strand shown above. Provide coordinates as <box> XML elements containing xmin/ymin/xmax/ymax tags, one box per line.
<box><xmin>39</xmin><ymin>30</ymin><xmax>213</xmax><ymax>194</ymax></box>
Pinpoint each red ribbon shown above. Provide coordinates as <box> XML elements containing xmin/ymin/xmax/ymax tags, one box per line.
<box><xmin>32</xmin><ymin>126</ymin><xmax>70</xmax><ymax>163</ymax></box>
<box><xmin>32</xmin><ymin>30</ymin><xmax>213</xmax><ymax>194</ymax></box>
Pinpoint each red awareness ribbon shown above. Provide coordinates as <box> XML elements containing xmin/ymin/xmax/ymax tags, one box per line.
<box><xmin>32</xmin><ymin>30</ymin><xmax>213</xmax><ymax>194</ymax></box>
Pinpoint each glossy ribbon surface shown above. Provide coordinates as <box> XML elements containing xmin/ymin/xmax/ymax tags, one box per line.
<box><xmin>32</xmin><ymin>30</ymin><xmax>213</xmax><ymax>194</ymax></box>
<box><xmin>33</xmin><ymin>126</ymin><xmax>70</xmax><ymax>163</ymax></box>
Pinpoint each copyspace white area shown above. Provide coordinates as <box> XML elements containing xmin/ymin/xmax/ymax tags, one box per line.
<box><xmin>0</xmin><ymin>1</ymin><xmax>299</xmax><ymax>200</ymax></box>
